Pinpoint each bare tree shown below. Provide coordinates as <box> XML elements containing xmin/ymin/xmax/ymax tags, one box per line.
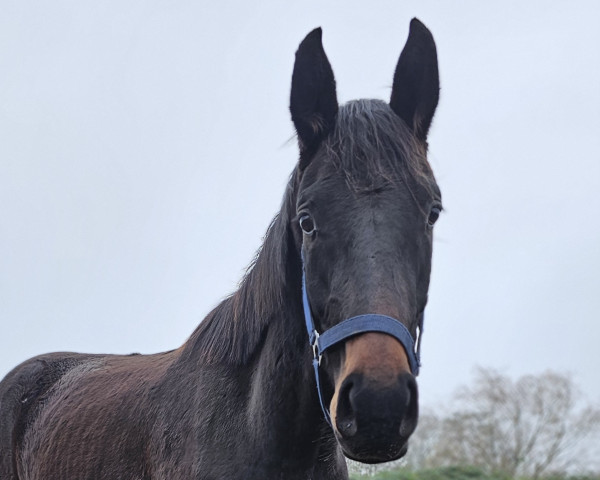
<box><xmin>403</xmin><ymin>368</ymin><xmax>600</xmax><ymax>477</ymax></box>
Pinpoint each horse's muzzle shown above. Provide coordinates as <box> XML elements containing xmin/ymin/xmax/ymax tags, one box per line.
<box><xmin>331</xmin><ymin>347</ymin><xmax>419</xmax><ymax>463</ymax></box>
<box><xmin>334</xmin><ymin>371</ymin><xmax>418</xmax><ymax>462</ymax></box>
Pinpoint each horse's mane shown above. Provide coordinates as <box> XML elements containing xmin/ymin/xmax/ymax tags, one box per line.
<box><xmin>181</xmin><ymin>175</ymin><xmax>297</xmax><ymax>366</ymax></box>
<box><xmin>182</xmin><ymin>99</ymin><xmax>436</xmax><ymax>366</ymax></box>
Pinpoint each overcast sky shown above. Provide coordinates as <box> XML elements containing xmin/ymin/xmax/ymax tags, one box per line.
<box><xmin>1</xmin><ymin>1</ymin><xmax>599</xmax><ymax>411</ymax></box>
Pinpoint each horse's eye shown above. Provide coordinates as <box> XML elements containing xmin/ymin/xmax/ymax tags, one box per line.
<box><xmin>299</xmin><ymin>214</ymin><xmax>316</xmax><ymax>236</ymax></box>
<box><xmin>428</xmin><ymin>206</ymin><xmax>441</xmax><ymax>228</ymax></box>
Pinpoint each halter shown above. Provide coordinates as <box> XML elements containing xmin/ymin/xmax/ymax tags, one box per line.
<box><xmin>301</xmin><ymin>250</ymin><xmax>423</xmax><ymax>426</ymax></box>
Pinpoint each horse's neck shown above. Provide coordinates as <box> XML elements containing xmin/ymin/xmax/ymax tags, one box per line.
<box><xmin>164</xmin><ymin>194</ymin><xmax>346</xmax><ymax>476</ymax></box>
<box><xmin>156</xmin><ymin>200</ymin><xmax>346</xmax><ymax>479</ymax></box>
<box><xmin>239</xmin><ymin>249</ymin><xmax>322</xmax><ymax>432</ymax></box>
<box><xmin>237</xmin><ymin>288</ymin><xmax>343</xmax><ymax>476</ymax></box>
<box><xmin>165</xmin><ymin>263</ymin><xmax>339</xmax><ymax>476</ymax></box>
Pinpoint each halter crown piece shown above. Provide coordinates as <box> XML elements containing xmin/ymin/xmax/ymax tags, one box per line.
<box><xmin>301</xmin><ymin>249</ymin><xmax>423</xmax><ymax>426</ymax></box>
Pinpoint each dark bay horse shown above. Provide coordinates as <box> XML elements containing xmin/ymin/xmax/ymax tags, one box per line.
<box><xmin>0</xmin><ymin>18</ymin><xmax>441</xmax><ymax>479</ymax></box>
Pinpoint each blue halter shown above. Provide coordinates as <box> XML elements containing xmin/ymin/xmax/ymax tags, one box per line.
<box><xmin>301</xmin><ymin>250</ymin><xmax>423</xmax><ymax>426</ymax></box>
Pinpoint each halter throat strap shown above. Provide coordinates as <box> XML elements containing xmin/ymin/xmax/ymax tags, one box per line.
<box><xmin>301</xmin><ymin>250</ymin><xmax>423</xmax><ymax>426</ymax></box>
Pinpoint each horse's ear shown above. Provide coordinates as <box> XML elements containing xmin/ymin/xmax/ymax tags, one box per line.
<box><xmin>290</xmin><ymin>28</ymin><xmax>338</xmax><ymax>168</ymax></box>
<box><xmin>390</xmin><ymin>18</ymin><xmax>439</xmax><ymax>141</ymax></box>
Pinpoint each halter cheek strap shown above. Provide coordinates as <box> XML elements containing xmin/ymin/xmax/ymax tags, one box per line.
<box><xmin>301</xmin><ymin>250</ymin><xmax>423</xmax><ymax>426</ymax></box>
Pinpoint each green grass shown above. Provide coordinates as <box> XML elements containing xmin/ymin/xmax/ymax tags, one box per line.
<box><xmin>350</xmin><ymin>465</ymin><xmax>600</xmax><ymax>480</ymax></box>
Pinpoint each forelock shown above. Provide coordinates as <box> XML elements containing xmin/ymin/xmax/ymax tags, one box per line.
<box><xmin>321</xmin><ymin>99</ymin><xmax>435</xmax><ymax>194</ymax></box>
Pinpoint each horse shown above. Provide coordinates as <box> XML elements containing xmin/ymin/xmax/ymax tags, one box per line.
<box><xmin>0</xmin><ymin>18</ymin><xmax>441</xmax><ymax>479</ymax></box>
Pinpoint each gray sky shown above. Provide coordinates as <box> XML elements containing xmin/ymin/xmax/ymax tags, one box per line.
<box><xmin>1</xmin><ymin>1</ymin><xmax>599</xmax><ymax>410</ymax></box>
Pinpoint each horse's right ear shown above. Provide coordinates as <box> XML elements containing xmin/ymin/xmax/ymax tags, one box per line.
<box><xmin>290</xmin><ymin>28</ymin><xmax>338</xmax><ymax>168</ymax></box>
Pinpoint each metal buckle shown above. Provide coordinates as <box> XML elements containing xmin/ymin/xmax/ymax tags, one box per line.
<box><xmin>311</xmin><ymin>331</ymin><xmax>322</xmax><ymax>366</ymax></box>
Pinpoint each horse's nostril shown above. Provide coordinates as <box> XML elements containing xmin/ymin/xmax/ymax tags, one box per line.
<box><xmin>335</xmin><ymin>376</ymin><xmax>358</xmax><ymax>438</ymax></box>
<box><xmin>337</xmin><ymin>378</ymin><xmax>355</xmax><ymax>413</ymax></box>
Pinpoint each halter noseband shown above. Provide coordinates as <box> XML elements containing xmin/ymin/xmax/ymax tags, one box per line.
<box><xmin>301</xmin><ymin>250</ymin><xmax>423</xmax><ymax>426</ymax></box>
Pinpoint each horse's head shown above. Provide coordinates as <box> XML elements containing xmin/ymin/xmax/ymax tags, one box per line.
<box><xmin>289</xmin><ymin>19</ymin><xmax>441</xmax><ymax>463</ymax></box>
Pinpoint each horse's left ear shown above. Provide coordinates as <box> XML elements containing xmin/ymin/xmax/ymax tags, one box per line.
<box><xmin>390</xmin><ymin>18</ymin><xmax>439</xmax><ymax>141</ymax></box>
<box><xmin>290</xmin><ymin>28</ymin><xmax>338</xmax><ymax>168</ymax></box>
